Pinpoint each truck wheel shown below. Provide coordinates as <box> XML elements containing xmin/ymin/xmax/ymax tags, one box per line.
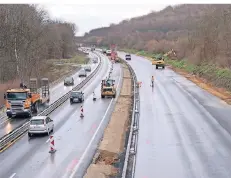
<box><xmin>113</xmin><ymin>94</ymin><xmax>116</xmax><ymax>98</ymax></box>
<box><xmin>101</xmin><ymin>95</ymin><xmax>105</xmax><ymax>98</ymax></box>
<box><xmin>28</xmin><ymin>133</ymin><xmax>32</xmax><ymax>137</ymax></box>
<box><xmin>163</xmin><ymin>66</ymin><xmax>165</xmax><ymax>69</ymax></box>
<box><xmin>70</xmin><ymin>100</ymin><xmax>73</xmax><ymax>105</ymax></box>
<box><xmin>33</xmin><ymin>102</ymin><xmax>39</xmax><ymax>113</ymax></box>
<box><xmin>156</xmin><ymin>65</ymin><xmax>158</xmax><ymax>69</ymax></box>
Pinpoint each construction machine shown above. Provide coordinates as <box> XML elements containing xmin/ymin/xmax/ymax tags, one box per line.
<box><xmin>101</xmin><ymin>79</ymin><xmax>116</xmax><ymax>98</ymax></box>
<box><xmin>152</xmin><ymin>54</ymin><xmax>165</xmax><ymax>69</ymax></box>
<box><xmin>4</xmin><ymin>78</ymin><xmax>50</xmax><ymax>118</ymax></box>
<box><xmin>152</xmin><ymin>49</ymin><xmax>176</xmax><ymax>69</ymax></box>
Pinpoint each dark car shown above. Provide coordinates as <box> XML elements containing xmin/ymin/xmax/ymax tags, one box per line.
<box><xmin>70</xmin><ymin>91</ymin><xmax>84</xmax><ymax>104</ymax></box>
<box><xmin>64</xmin><ymin>77</ymin><xmax>74</xmax><ymax>86</ymax></box>
<box><xmin>125</xmin><ymin>54</ymin><xmax>131</xmax><ymax>60</ymax></box>
<box><xmin>84</xmin><ymin>65</ymin><xmax>91</xmax><ymax>72</ymax></box>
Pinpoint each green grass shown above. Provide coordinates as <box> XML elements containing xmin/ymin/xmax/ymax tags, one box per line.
<box><xmin>49</xmin><ymin>53</ymin><xmax>88</xmax><ymax>65</ymax></box>
<box><xmin>122</xmin><ymin>48</ymin><xmax>231</xmax><ymax>91</ymax></box>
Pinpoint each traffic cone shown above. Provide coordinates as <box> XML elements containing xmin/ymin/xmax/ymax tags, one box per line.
<box><xmin>49</xmin><ymin>135</ymin><xmax>56</xmax><ymax>153</ymax></box>
<box><xmin>80</xmin><ymin>105</ymin><xmax>84</xmax><ymax>118</ymax></box>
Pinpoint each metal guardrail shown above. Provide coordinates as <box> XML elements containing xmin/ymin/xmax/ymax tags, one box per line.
<box><xmin>0</xmin><ymin>52</ymin><xmax>103</xmax><ymax>151</ymax></box>
<box><xmin>121</xmin><ymin>59</ymin><xmax>140</xmax><ymax>178</ymax></box>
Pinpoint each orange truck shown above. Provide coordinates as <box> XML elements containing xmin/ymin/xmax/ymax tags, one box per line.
<box><xmin>4</xmin><ymin>78</ymin><xmax>50</xmax><ymax>118</ymax></box>
<box><xmin>110</xmin><ymin>44</ymin><xmax>119</xmax><ymax>63</ymax></box>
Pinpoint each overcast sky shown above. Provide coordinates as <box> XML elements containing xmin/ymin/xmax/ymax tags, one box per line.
<box><xmin>41</xmin><ymin>4</ymin><xmax>171</xmax><ymax>36</ymax></box>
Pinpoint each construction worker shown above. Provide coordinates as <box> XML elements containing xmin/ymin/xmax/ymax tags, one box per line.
<box><xmin>151</xmin><ymin>76</ymin><xmax>154</xmax><ymax>87</ymax></box>
<box><xmin>93</xmin><ymin>91</ymin><xmax>96</xmax><ymax>101</ymax></box>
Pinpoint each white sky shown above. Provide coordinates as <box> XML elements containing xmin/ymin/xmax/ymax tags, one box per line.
<box><xmin>41</xmin><ymin>4</ymin><xmax>170</xmax><ymax>36</ymax></box>
<box><xmin>1</xmin><ymin>0</ymin><xmax>230</xmax><ymax>36</ymax></box>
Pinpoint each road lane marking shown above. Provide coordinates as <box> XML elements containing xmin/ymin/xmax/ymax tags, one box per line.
<box><xmin>69</xmin><ymin>65</ymin><xmax>122</xmax><ymax>178</ymax></box>
<box><xmin>0</xmin><ymin>117</ymin><xmax>11</xmax><ymax>125</ymax></box>
<box><xmin>9</xmin><ymin>173</ymin><xmax>16</xmax><ymax>178</ymax></box>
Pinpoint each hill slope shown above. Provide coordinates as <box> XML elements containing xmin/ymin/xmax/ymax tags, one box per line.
<box><xmin>83</xmin><ymin>4</ymin><xmax>231</xmax><ymax>67</ymax></box>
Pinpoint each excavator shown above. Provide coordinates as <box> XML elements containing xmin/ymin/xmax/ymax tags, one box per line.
<box><xmin>101</xmin><ymin>78</ymin><xmax>116</xmax><ymax>98</ymax></box>
<box><xmin>152</xmin><ymin>49</ymin><xmax>176</xmax><ymax>69</ymax></box>
<box><xmin>4</xmin><ymin>78</ymin><xmax>50</xmax><ymax>118</ymax></box>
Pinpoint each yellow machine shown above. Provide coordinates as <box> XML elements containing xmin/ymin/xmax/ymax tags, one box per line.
<box><xmin>152</xmin><ymin>55</ymin><xmax>165</xmax><ymax>69</ymax></box>
<box><xmin>152</xmin><ymin>49</ymin><xmax>176</xmax><ymax>69</ymax></box>
<box><xmin>4</xmin><ymin>78</ymin><xmax>50</xmax><ymax>118</ymax></box>
<box><xmin>101</xmin><ymin>79</ymin><xmax>116</xmax><ymax>98</ymax></box>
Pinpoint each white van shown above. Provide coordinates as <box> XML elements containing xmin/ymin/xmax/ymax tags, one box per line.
<box><xmin>28</xmin><ymin>116</ymin><xmax>54</xmax><ymax>137</ymax></box>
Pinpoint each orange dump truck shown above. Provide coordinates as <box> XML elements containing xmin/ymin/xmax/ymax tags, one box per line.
<box><xmin>4</xmin><ymin>78</ymin><xmax>50</xmax><ymax>118</ymax></box>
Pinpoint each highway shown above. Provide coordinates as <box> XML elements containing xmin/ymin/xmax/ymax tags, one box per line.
<box><xmin>0</xmin><ymin>52</ymin><xmax>99</xmax><ymax>138</ymax></box>
<box><xmin>118</xmin><ymin>52</ymin><xmax>231</xmax><ymax>178</ymax></box>
<box><xmin>0</xmin><ymin>52</ymin><xmax>123</xmax><ymax>178</ymax></box>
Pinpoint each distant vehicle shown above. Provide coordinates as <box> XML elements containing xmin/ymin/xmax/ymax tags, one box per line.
<box><xmin>84</xmin><ymin>65</ymin><xmax>91</xmax><ymax>72</ymax></box>
<box><xmin>64</xmin><ymin>77</ymin><xmax>74</xmax><ymax>86</ymax></box>
<box><xmin>93</xmin><ymin>57</ymin><xmax>98</xmax><ymax>63</ymax></box>
<box><xmin>79</xmin><ymin>69</ymin><xmax>87</xmax><ymax>77</ymax></box>
<box><xmin>125</xmin><ymin>54</ymin><xmax>131</xmax><ymax>60</ymax></box>
<box><xmin>106</xmin><ymin>50</ymin><xmax>111</xmax><ymax>56</ymax></box>
<box><xmin>102</xmin><ymin>49</ymin><xmax>107</xmax><ymax>54</ymax></box>
<box><xmin>70</xmin><ymin>91</ymin><xmax>84</xmax><ymax>104</ymax></box>
<box><xmin>28</xmin><ymin>116</ymin><xmax>54</xmax><ymax>137</ymax></box>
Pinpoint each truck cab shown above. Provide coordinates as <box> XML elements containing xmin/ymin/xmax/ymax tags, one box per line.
<box><xmin>5</xmin><ymin>89</ymin><xmax>32</xmax><ymax>118</ymax></box>
<box><xmin>4</xmin><ymin>78</ymin><xmax>50</xmax><ymax>118</ymax></box>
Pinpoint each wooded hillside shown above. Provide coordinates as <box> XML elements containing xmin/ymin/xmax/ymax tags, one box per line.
<box><xmin>83</xmin><ymin>4</ymin><xmax>231</xmax><ymax>68</ymax></box>
<box><xmin>0</xmin><ymin>4</ymin><xmax>77</xmax><ymax>83</ymax></box>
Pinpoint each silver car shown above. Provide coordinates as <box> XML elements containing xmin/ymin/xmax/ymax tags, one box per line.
<box><xmin>79</xmin><ymin>69</ymin><xmax>87</xmax><ymax>77</ymax></box>
<box><xmin>28</xmin><ymin>116</ymin><xmax>54</xmax><ymax>137</ymax></box>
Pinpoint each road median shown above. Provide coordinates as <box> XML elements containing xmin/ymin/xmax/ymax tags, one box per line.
<box><xmin>84</xmin><ymin>62</ymin><xmax>133</xmax><ymax>178</ymax></box>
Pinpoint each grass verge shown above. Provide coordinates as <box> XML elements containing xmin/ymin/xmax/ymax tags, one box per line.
<box><xmin>121</xmin><ymin>48</ymin><xmax>231</xmax><ymax>104</ymax></box>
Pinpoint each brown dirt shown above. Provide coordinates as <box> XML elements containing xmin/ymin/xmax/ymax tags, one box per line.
<box><xmin>99</xmin><ymin>97</ymin><xmax>132</xmax><ymax>154</ymax></box>
<box><xmin>84</xmin><ymin>164</ymin><xmax>117</xmax><ymax>178</ymax></box>
<box><xmin>84</xmin><ymin>63</ymin><xmax>133</xmax><ymax>177</ymax></box>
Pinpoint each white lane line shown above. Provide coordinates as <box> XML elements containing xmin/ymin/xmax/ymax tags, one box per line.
<box><xmin>46</xmin><ymin>138</ymin><xmax>50</xmax><ymax>143</ymax></box>
<box><xmin>69</xmin><ymin>65</ymin><xmax>122</xmax><ymax>178</ymax></box>
<box><xmin>9</xmin><ymin>173</ymin><xmax>16</xmax><ymax>178</ymax></box>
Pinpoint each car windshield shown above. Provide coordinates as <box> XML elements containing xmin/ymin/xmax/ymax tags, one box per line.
<box><xmin>65</xmin><ymin>77</ymin><xmax>72</xmax><ymax>82</ymax></box>
<box><xmin>7</xmin><ymin>92</ymin><xmax>27</xmax><ymax>100</ymax></box>
<box><xmin>71</xmin><ymin>92</ymin><xmax>81</xmax><ymax>97</ymax></box>
<box><xmin>126</xmin><ymin>54</ymin><xmax>130</xmax><ymax>57</ymax></box>
<box><xmin>30</xmin><ymin>119</ymin><xmax>44</xmax><ymax>125</ymax></box>
<box><xmin>105</xmin><ymin>80</ymin><xmax>113</xmax><ymax>86</ymax></box>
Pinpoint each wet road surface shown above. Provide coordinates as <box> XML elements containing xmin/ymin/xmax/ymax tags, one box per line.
<box><xmin>0</xmin><ymin>53</ymin><xmax>123</xmax><ymax>178</ymax></box>
<box><xmin>119</xmin><ymin>52</ymin><xmax>231</xmax><ymax>178</ymax></box>
<box><xmin>0</xmin><ymin>52</ymin><xmax>99</xmax><ymax>138</ymax></box>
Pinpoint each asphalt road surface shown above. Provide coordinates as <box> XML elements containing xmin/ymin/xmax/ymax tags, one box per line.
<box><xmin>0</xmin><ymin>53</ymin><xmax>123</xmax><ymax>178</ymax></box>
<box><xmin>0</xmin><ymin>52</ymin><xmax>99</xmax><ymax>138</ymax></box>
<box><xmin>118</xmin><ymin>52</ymin><xmax>231</xmax><ymax>178</ymax></box>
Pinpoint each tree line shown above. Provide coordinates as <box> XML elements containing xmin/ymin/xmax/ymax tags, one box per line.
<box><xmin>83</xmin><ymin>4</ymin><xmax>231</xmax><ymax>68</ymax></box>
<box><xmin>0</xmin><ymin>4</ymin><xmax>77</xmax><ymax>83</ymax></box>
